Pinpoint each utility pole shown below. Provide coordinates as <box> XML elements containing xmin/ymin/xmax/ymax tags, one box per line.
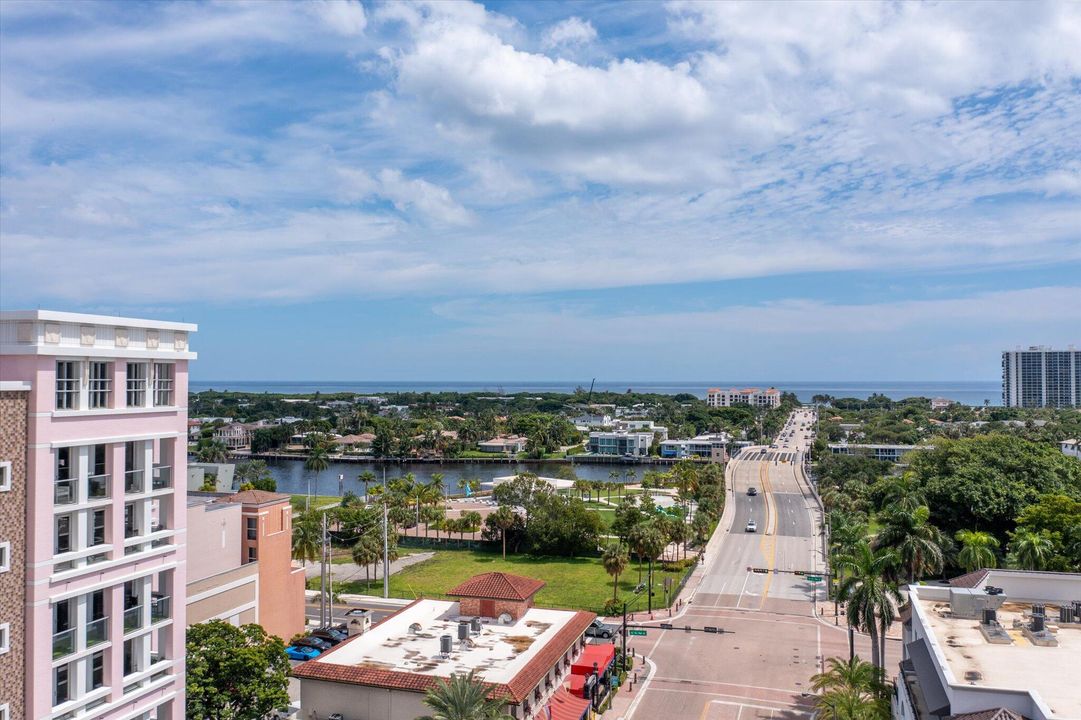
<box><xmin>647</xmin><ymin>558</ymin><xmax>653</xmax><ymax>613</ymax></box>
<box><xmin>621</xmin><ymin>601</ymin><xmax>628</xmax><ymax>669</ymax></box>
<box><xmin>383</xmin><ymin>467</ymin><xmax>390</xmax><ymax>599</ymax></box>
<box><xmin>319</xmin><ymin>512</ymin><xmax>328</xmax><ymax>627</ymax></box>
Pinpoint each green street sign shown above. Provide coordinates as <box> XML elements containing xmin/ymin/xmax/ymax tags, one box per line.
<box><xmin>806</xmin><ymin>576</ymin><xmax>822</xmax><ymax>582</ymax></box>
<box><xmin>628</xmin><ymin>629</ymin><xmax>647</xmax><ymax>636</ymax></box>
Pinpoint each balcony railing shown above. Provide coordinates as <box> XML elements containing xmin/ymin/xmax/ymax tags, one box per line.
<box><xmin>86</xmin><ymin>617</ymin><xmax>109</xmax><ymax>647</ymax></box>
<box><xmin>53</xmin><ymin>627</ymin><xmax>76</xmax><ymax>658</ymax></box>
<box><xmin>88</xmin><ymin>473</ymin><xmax>109</xmax><ymax>499</ymax></box>
<box><xmin>152</xmin><ymin>465</ymin><xmax>171</xmax><ymax>490</ymax></box>
<box><xmin>125</xmin><ymin>469</ymin><xmax>144</xmax><ymax>494</ymax></box>
<box><xmin>123</xmin><ymin>605</ymin><xmax>144</xmax><ymax>633</ymax></box>
<box><xmin>54</xmin><ymin>477</ymin><xmax>77</xmax><ymax>505</ymax></box>
<box><xmin>125</xmin><ymin>522</ymin><xmax>140</xmax><ymax>540</ymax></box>
<box><xmin>151</xmin><ymin>595</ymin><xmax>171</xmax><ymax>623</ymax></box>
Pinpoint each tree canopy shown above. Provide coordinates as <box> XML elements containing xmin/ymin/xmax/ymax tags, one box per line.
<box><xmin>185</xmin><ymin>621</ymin><xmax>290</xmax><ymax>720</ymax></box>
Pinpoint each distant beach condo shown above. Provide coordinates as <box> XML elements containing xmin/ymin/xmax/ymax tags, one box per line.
<box><xmin>706</xmin><ymin>387</ymin><xmax>781</xmax><ymax>409</ymax></box>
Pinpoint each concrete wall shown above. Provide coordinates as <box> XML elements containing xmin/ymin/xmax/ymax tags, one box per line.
<box><xmin>301</xmin><ymin>679</ymin><xmax>468</xmax><ymax>720</ymax></box>
<box><xmin>186</xmin><ymin>500</ymin><xmax>242</xmax><ymax>583</ymax></box>
<box><xmin>244</xmin><ymin>498</ymin><xmax>305</xmax><ymax>640</ymax></box>
<box><xmin>186</xmin><ymin>562</ymin><xmax>259</xmax><ymax>626</ymax></box>
<box><xmin>186</xmin><ymin>462</ymin><xmax>235</xmax><ymax>492</ymax></box>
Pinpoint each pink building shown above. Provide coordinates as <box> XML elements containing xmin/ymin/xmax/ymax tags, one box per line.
<box><xmin>0</xmin><ymin>310</ymin><xmax>196</xmax><ymax>720</ymax></box>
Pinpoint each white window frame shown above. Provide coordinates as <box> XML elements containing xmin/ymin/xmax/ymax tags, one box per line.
<box><xmin>152</xmin><ymin>362</ymin><xmax>174</xmax><ymax>407</ymax></box>
<box><xmin>0</xmin><ymin>622</ymin><xmax>8</xmax><ymax>654</ymax></box>
<box><xmin>126</xmin><ymin>362</ymin><xmax>148</xmax><ymax>408</ymax></box>
<box><xmin>1</xmin><ymin>701</ymin><xmax>9</xmax><ymax>720</ymax></box>
<box><xmin>56</xmin><ymin>360</ymin><xmax>79</xmax><ymax>410</ymax></box>
<box><xmin>88</xmin><ymin>361</ymin><xmax>112</xmax><ymax>409</ymax></box>
<box><xmin>0</xmin><ymin>541</ymin><xmax>9</xmax><ymax>573</ymax></box>
<box><xmin>0</xmin><ymin>461</ymin><xmax>10</xmax><ymax>491</ymax></box>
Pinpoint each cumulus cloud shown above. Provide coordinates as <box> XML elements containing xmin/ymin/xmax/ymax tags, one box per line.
<box><xmin>542</xmin><ymin>17</ymin><xmax>597</xmax><ymax>48</ymax></box>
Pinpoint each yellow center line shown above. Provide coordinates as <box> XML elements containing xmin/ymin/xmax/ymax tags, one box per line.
<box><xmin>759</xmin><ymin>460</ymin><xmax>779</xmax><ymax>608</ymax></box>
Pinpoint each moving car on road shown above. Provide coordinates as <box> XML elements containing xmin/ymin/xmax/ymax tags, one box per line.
<box><xmin>745</xmin><ymin>519</ymin><xmax>758</xmax><ymax>533</ymax></box>
<box><xmin>286</xmin><ymin>645</ymin><xmax>320</xmax><ymax>661</ymax></box>
<box><xmin>747</xmin><ymin>486</ymin><xmax>758</xmax><ymax>496</ymax></box>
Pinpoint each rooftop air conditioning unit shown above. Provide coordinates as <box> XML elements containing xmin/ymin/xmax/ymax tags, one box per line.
<box><xmin>471</xmin><ymin>617</ymin><xmax>482</xmax><ymax>634</ymax></box>
<box><xmin>440</xmin><ymin>634</ymin><xmax>452</xmax><ymax>657</ymax></box>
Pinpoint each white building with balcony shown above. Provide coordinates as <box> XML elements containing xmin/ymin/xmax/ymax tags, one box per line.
<box><xmin>0</xmin><ymin>310</ymin><xmax>195</xmax><ymax>720</ymax></box>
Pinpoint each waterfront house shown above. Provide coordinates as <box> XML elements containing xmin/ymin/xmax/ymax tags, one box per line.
<box><xmin>478</xmin><ymin>435</ymin><xmax>528</xmax><ymax>454</ymax></box>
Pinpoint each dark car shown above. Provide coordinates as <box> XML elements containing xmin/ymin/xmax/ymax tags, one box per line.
<box><xmin>584</xmin><ymin>618</ymin><xmax>616</xmax><ymax>640</ymax></box>
<box><xmin>310</xmin><ymin>628</ymin><xmax>347</xmax><ymax>646</ymax></box>
<box><xmin>747</xmin><ymin>487</ymin><xmax>758</xmax><ymax>496</ymax></box>
<box><xmin>292</xmin><ymin>636</ymin><xmax>332</xmax><ymax>652</ymax></box>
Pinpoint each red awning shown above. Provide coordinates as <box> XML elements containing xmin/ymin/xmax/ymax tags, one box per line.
<box><xmin>566</xmin><ymin>673</ymin><xmax>586</xmax><ymax>698</ymax></box>
<box><xmin>546</xmin><ymin>687</ymin><xmax>591</xmax><ymax>720</ymax></box>
<box><xmin>572</xmin><ymin>643</ymin><xmax>615</xmax><ymax>676</ymax></box>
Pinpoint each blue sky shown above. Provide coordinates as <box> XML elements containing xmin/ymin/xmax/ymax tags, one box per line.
<box><xmin>1</xmin><ymin>0</ymin><xmax>1079</xmax><ymax>382</ymax></box>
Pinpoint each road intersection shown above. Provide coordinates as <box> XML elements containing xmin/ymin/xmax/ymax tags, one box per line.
<box><xmin>619</xmin><ymin>408</ymin><xmax>897</xmax><ymax>720</ymax></box>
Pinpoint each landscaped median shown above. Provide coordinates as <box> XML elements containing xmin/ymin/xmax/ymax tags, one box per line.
<box><xmin>310</xmin><ymin>547</ymin><xmax>696</xmax><ymax>613</ymax></box>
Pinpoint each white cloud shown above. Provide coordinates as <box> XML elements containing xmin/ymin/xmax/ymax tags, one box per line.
<box><xmin>310</xmin><ymin>0</ymin><xmax>367</xmax><ymax>36</ymax></box>
<box><xmin>542</xmin><ymin>17</ymin><xmax>597</xmax><ymax>49</ymax></box>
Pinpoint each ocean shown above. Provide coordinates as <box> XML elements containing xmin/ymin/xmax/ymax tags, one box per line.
<box><xmin>188</xmin><ymin>380</ymin><xmax>1002</xmax><ymax>406</ymax></box>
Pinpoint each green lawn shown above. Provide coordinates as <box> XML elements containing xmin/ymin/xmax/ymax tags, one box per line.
<box><xmin>330</xmin><ymin>547</ymin><xmax>691</xmax><ymax>612</ymax></box>
<box><xmin>290</xmin><ymin>494</ymin><xmax>340</xmax><ymax>511</ymax></box>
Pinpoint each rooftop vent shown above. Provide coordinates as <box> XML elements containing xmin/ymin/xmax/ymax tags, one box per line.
<box><xmin>1032</xmin><ymin>603</ymin><xmax>1046</xmax><ymax>617</ymax></box>
<box><xmin>498</xmin><ymin>612</ymin><xmax>513</xmax><ymax>625</ymax></box>
<box><xmin>1032</xmin><ymin>614</ymin><xmax>1046</xmax><ymax>633</ymax></box>
<box><xmin>964</xmin><ymin>671</ymin><xmax>982</xmax><ymax>683</ymax></box>
<box><xmin>985</xmin><ymin>585</ymin><xmax>1004</xmax><ymax>595</ymax></box>
<box><xmin>981</xmin><ymin>608</ymin><xmax>998</xmax><ymax>625</ymax></box>
<box><xmin>1058</xmin><ymin>606</ymin><xmax>1074</xmax><ymax>624</ymax></box>
<box><xmin>458</xmin><ymin>621</ymin><xmax>469</xmax><ymax>641</ymax></box>
<box><xmin>470</xmin><ymin>617</ymin><xmax>482</xmax><ymax>634</ymax></box>
<box><xmin>408</xmin><ymin>622</ymin><xmax>423</xmax><ymax>635</ymax></box>
<box><xmin>439</xmin><ymin>634</ymin><xmax>452</xmax><ymax>657</ymax></box>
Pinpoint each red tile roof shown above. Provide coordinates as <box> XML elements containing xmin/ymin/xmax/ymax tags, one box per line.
<box><xmin>290</xmin><ymin>600</ymin><xmax>595</xmax><ymax>704</ymax></box>
<box><xmin>447</xmin><ymin>572</ymin><xmax>546</xmax><ymax>601</ymax></box>
<box><xmin>546</xmin><ymin>686</ymin><xmax>591</xmax><ymax>720</ymax></box>
<box><xmin>215</xmin><ymin>489</ymin><xmax>290</xmax><ymax>506</ymax></box>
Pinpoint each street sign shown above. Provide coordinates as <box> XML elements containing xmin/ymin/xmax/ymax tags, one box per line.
<box><xmin>659</xmin><ymin>623</ymin><xmax>674</xmax><ymax>630</ymax></box>
<box><xmin>628</xmin><ymin>629</ymin><xmax>647</xmax><ymax>637</ymax></box>
<box><xmin>806</xmin><ymin>576</ymin><xmax>822</xmax><ymax>582</ymax></box>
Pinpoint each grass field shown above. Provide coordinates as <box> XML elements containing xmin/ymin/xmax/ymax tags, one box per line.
<box><xmin>332</xmin><ymin>547</ymin><xmax>692</xmax><ymax>612</ymax></box>
<box><xmin>290</xmin><ymin>494</ymin><xmax>340</xmax><ymax>511</ymax></box>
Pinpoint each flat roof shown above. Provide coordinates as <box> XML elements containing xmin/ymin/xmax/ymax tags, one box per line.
<box><xmin>0</xmin><ymin>309</ymin><xmax>197</xmax><ymax>332</ymax></box>
<box><xmin>916</xmin><ymin>595</ymin><xmax>1081</xmax><ymax>718</ymax></box>
<box><xmin>293</xmin><ymin>599</ymin><xmax>594</xmax><ymax>702</ymax></box>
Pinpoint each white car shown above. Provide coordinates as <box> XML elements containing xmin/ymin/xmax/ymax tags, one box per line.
<box><xmin>745</xmin><ymin>520</ymin><xmax>757</xmax><ymax>533</ymax></box>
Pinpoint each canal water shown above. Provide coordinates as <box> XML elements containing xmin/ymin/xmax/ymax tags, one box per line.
<box><xmin>259</xmin><ymin>458</ymin><xmax>641</xmax><ymax>496</ymax></box>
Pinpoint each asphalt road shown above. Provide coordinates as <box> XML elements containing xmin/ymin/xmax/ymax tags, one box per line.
<box><xmin>624</xmin><ymin>408</ymin><xmax>898</xmax><ymax>719</ymax></box>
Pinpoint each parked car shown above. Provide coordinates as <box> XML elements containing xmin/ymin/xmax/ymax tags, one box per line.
<box><xmin>746</xmin><ymin>487</ymin><xmax>758</xmax><ymax>496</ymax></box>
<box><xmin>745</xmin><ymin>520</ymin><xmax>757</xmax><ymax>533</ymax></box>
<box><xmin>286</xmin><ymin>645</ymin><xmax>320</xmax><ymax>661</ymax></box>
<box><xmin>310</xmin><ymin>628</ymin><xmax>347</xmax><ymax>646</ymax></box>
<box><xmin>292</xmin><ymin>636</ymin><xmax>332</xmax><ymax>652</ymax></box>
<box><xmin>584</xmin><ymin>618</ymin><xmax>616</xmax><ymax>640</ymax></box>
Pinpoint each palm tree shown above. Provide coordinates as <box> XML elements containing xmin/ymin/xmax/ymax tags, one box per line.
<box><xmin>463</xmin><ymin>511</ymin><xmax>483</xmax><ymax>541</ymax></box>
<box><xmin>430</xmin><ymin>473</ymin><xmax>446</xmax><ymax>507</ymax></box>
<box><xmin>196</xmin><ymin>440</ymin><xmax>229</xmax><ymax>464</ymax></box>
<box><xmin>1009</xmin><ymin>528</ymin><xmax>1054</xmax><ymax>570</ymax></box>
<box><xmin>303</xmin><ymin>443</ymin><xmax>331</xmax><ymax>512</ymax></box>
<box><xmin>608</xmin><ymin>470</ymin><xmax>620</xmax><ymax>502</ymax></box>
<box><xmin>811</xmin><ymin>656</ymin><xmax>880</xmax><ymax>694</ymax></box>
<box><xmin>876</xmin><ymin>473</ymin><xmax>925</xmax><ymax>513</ymax></box>
<box><xmin>419</xmin><ymin>670</ymin><xmax>513</xmax><ymax>720</ymax></box>
<box><xmin>836</xmin><ymin>541</ymin><xmax>901</xmax><ymax>674</ymax></box>
<box><xmin>291</xmin><ymin>517</ymin><xmax>320</xmax><ymax>567</ymax></box>
<box><xmin>358</xmin><ymin>470</ymin><xmax>376</xmax><ymax>501</ymax></box>
<box><xmin>873</xmin><ymin>505</ymin><xmax>944</xmax><ymax>583</ymax></box>
<box><xmin>955</xmin><ymin>530</ymin><xmax>999</xmax><ymax>573</ymax></box>
<box><xmin>602</xmin><ymin>543</ymin><xmax>629</xmax><ymax>600</ymax></box>
<box><xmin>574</xmin><ymin>478</ymin><xmax>591</xmax><ymax>502</ymax></box>
<box><xmin>352</xmin><ymin>534</ymin><xmax>380</xmax><ymax>586</ymax></box>
<box><xmin>490</xmin><ymin>506</ymin><xmax>517</xmax><ymax>559</ymax></box>
<box><xmin>815</xmin><ymin>687</ymin><xmax>890</xmax><ymax>720</ymax></box>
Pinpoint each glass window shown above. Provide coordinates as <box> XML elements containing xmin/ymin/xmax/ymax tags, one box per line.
<box><xmin>89</xmin><ymin>651</ymin><xmax>105</xmax><ymax>690</ymax></box>
<box><xmin>126</xmin><ymin>363</ymin><xmax>147</xmax><ymax>407</ymax></box>
<box><xmin>246</xmin><ymin>517</ymin><xmax>257</xmax><ymax>540</ymax></box>
<box><xmin>153</xmin><ymin>363</ymin><xmax>174</xmax><ymax>406</ymax></box>
<box><xmin>124</xmin><ymin>638</ymin><xmax>138</xmax><ymax>676</ymax></box>
<box><xmin>54</xmin><ymin>664</ymin><xmax>71</xmax><ymax>706</ymax></box>
<box><xmin>55</xmin><ymin>515</ymin><xmax>72</xmax><ymax>554</ymax></box>
<box><xmin>88</xmin><ymin>362</ymin><xmax>111</xmax><ymax>409</ymax></box>
<box><xmin>247</xmin><ymin>545</ymin><xmax>257</xmax><ymax>562</ymax></box>
<box><xmin>90</xmin><ymin>510</ymin><xmax>106</xmax><ymax>547</ymax></box>
<box><xmin>56</xmin><ymin>361</ymin><xmax>78</xmax><ymax>410</ymax></box>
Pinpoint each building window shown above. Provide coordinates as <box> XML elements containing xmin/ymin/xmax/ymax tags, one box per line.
<box><xmin>247</xmin><ymin>545</ymin><xmax>257</xmax><ymax>563</ymax></box>
<box><xmin>0</xmin><ymin>461</ymin><xmax>10</xmax><ymax>491</ymax></box>
<box><xmin>0</xmin><ymin>542</ymin><xmax>9</xmax><ymax>573</ymax></box>
<box><xmin>90</xmin><ymin>509</ymin><xmax>106</xmax><ymax>547</ymax></box>
<box><xmin>153</xmin><ymin>363</ymin><xmax>174</xmax><ymax>406</ymax></box>
<box><xmin>56</xmin><ymin>360</ymin><xmax>78</xmax><ymax>410</ymax></box>
<box><xmin>126</xmin><ymin>362</ymin><xmax>147</xmax><ymax>407</ymax></box>
<box><xmin>88</xmin><ymin>361</ymin><xmax>112</xmax><ymax>408</ymax></box>
<box><xmin>89</xmin><ymin>650</ymin><xmax>105</xmax><ymax>690</ymax></box>
<box><xmin>0</xmin><ymin>622</ymin><xmax>8</xmax><ymax>654</ymax></box>
<box><xmin>246</xmin><ymin>517</ymin><xmax>258</xmax><ymax>540</ymax></box>
<box><xmin>123</xmin><ymin>638</ymin><xmax>138</xmax><ymax>676</ymax></box>
<box><xmin>1</xmin><ymin>702</ymin><xmax>9</xmax><ymax>720</ymax></box>
<box><xmin>55</xmin><ymin>515</ymin><xmax>73</xmax><ymax>554</ymax></box>
<box><xmin>54</xmin><ymin>663</ymin><xmax>71</xmax><ymax>706</ymax></box>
